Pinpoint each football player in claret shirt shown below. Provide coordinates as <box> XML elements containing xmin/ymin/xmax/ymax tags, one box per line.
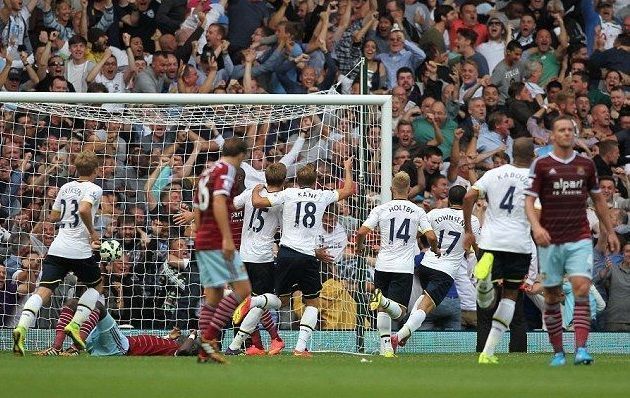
<box><xmin>13</xmin><ymin>152</ymin><xmax>104</xmax><ymax>356</ymax></box>
<box><xmin>525</xmin><ymin>116</ymin><xmax>620</xmax><ymax>366</ymax></box>
<box><xmin>194</xmin><ymin>137</ymin><xmax>249</xmax><ymax>364</ymax></box>
<box><xmin>36</xmin><ymin>298</ymin><xmax>199</xmax><ymax>357</ymax></box>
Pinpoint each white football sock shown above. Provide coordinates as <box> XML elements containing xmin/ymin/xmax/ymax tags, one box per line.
<box><xmin>17</xmin><ymin>294</ymin><xmax>43</xmax><ymax>329</ymax></box>
<box><xmin>482</xmin><ymin>298</ymin><xmax>515</xmax><ymax>357</ymax></box>
<box><xmin>377</xmin><ymin>312</ymin><xmax>393</xmax><ymax>353</ymax></box>
<box><xmin>295</xmin><ymin>306</ymin><xmax>318</xmax><ymax>352</ymax></box>
<box><xmin>240</xmin><ymin>307</ymin><xmax>263</xmax><ymax>333</ymax></box>
<box><xmin>70</xmin><ymin>288</ymin><xmax>100</xmax><ymax>326</ymax></box>
<box><xmin>251</xmin><ymin>293</ymin><xmax>281</xmax><ymax>310</ymax></box>
<box><xmin>229</xmin><ymin>330</ymin><xmax>250</xmax><ymax>350</ymax></box>
<box><xmin>380</xmin><ymin>296</ymin><xmax>403</xmax><ymax>319</ymax></box>
<box><xmin>477</xmin><ymin>276</ymin><xmax>495</xmax><ymax>309</ymax></box>
<box><xmin>229</xmin><ymin>307</ymin><xmax>264</xmax><ymax>350</ymax></box>
<box><xmin>397</xmin><ymin>309</ymin><xmax>426</xmax><ymax>341</ymax></box>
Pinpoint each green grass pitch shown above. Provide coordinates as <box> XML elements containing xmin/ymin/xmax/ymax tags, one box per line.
<box><xmin>2</xmin><ymin>352</ymin><xmax>630</xmax><ymax>397</ymax></box>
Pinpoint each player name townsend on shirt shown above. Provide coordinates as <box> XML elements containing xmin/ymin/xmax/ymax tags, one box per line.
<box><xmin>48</xmin><ymin>180</ymin><xmax>103</xmax><ymax>259</ymax></box>
<box><xmin>362</xmin><ymin>200</ymin><xmax>433</xmax><ymax>274</ymax></box>
<box><xmin>525</xmin><ymin>151</ymin><xmax>598</xmax><ymax>244</ymax></box>
<box><xmin>421</xmin><ymin>208</ymin><xmax>480</xmax><ymax>278</ymax></box>
<box><xmin>473</xmin><ymin>164</ymin><xmax>532</xmax><ymax>254</ymax></box>
<box><xmin>267</xmin><ymin>187</ymin><xmax>339</xmax><ymax>256</ymax></box>
<box><xmin>234</xmin><ymin>188</ymin><xmax>282</xmax><ymax>263</ymax></box>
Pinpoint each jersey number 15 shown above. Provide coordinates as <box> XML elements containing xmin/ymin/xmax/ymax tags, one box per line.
<box><xmin>248</xmin><ymin>208</ymin><xmax>269</xmax><ymax>233</ymax></box>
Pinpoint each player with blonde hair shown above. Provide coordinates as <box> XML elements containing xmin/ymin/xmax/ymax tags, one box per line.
<box><xmin>356</xmin><ymin>171</ymin><xmax>439</xmax><ymax>357</ymax></box>
<box><xmin>13</xmin><ymin>151</ymin><xmax>104</xmax><ymax>355</ymax></box>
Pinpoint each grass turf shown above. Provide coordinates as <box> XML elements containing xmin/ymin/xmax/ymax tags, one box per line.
<box><xmin>2</xmin><ymin>352</ymin><xmax>630</xmax><ymax>398</ymax></box>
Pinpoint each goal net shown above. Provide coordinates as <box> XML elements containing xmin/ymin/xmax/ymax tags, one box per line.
<box><xmin>0</xmin><ymin>92</ymin><xmax>392</xmax><ymax>354</ymax></box>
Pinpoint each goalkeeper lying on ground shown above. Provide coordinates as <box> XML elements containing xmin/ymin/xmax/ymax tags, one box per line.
<box><xmin>36</xmin><ymin>298</ymin><xmax>199</xmax><ymax>357</ymax></box>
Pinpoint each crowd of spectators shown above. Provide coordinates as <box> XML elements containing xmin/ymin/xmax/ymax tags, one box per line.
<box><xmin>1</xmin><ymin>0</ymin><xmax>630</xmax><ymax>339</ymax></box>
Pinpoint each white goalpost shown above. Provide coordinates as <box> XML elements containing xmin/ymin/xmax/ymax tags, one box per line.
<box><xmin>0</xmin><ymin>92</ymin><xmax>392</xmax><ymax>354</ymax></box>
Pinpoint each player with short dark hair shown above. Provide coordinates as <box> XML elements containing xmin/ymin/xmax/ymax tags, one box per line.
<box><xmin>463</xmin><ymin>137</ymin><xmax>536</xmax><ymax>364</ymax></box>
<box><xmin>194</xmin><ymin>137</ymin><xmax>249</xmax><ymax>364</ymax></box>
<box><xmin>525</xmin><ymin>116</ymin><xmax>620</xmax><ymax>366</ymax></box>
<box><xmin>83</xmin><ymin>301</ymin><xmax>199</xmax><ymax>357</ymax></box>
<box><xmin>390</xmin><ymin>185</ymin><xmax>479</xmax><ymax>352</ymax></box>
<box><xmin>13</xmin><ymin>151</ymin><xmax>104</xmax><ymax>356</ymax></box>
<box><xmin>35</xmin><ymin>297</ymin><xmax>198</xmax><ymax>356</ymax></box>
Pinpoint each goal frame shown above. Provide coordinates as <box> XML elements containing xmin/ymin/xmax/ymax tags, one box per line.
<box><xmin>0</xmin><ymin>92</ymin><xmax>392</xmax><ymax>352</ymax></box>
<box><xmin>0</xmin><ymin>92</ymin><xmax>393</xmax><ymax>203</ymax></box>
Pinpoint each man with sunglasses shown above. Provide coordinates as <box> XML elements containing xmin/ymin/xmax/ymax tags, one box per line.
<box><xmin>35</xmin><ymin>56</ymin><xmax>76</xmax><ymax>92</ymax></box>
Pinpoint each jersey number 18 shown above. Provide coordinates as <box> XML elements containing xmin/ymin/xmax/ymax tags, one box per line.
<box><xmin>294</xmin><ymin>202</ymin><xmax>316</xmax><ymax>228</ymax></box>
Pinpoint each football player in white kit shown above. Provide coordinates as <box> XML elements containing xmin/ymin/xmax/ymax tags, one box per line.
<box><xmin>13</xmin><ymin>152</ymin><xmax>104</xmax><ymax>356</ymax></box>
<box><xmin>229</xmin><ymin>163</ymin><xmax>286</xmax><ymax>355</ymax></box>
<box><xmin>462</xmin><ymin>137</ymin><xmax>535</xmax><ymax>364</ymax></box>
<box><xmin>250</xmin><ymin>157</ymin><xmax>355</xmax><ymax>356</ymax></box>
<box><xmin>355</xmin><ymin>172</ymin><xmax>439</xmax><ymax>357</ymax></box>
<box><xmin>389</xmin><ymin>185</ymin><xmax>481</xmax><ymax>352</ymax></box>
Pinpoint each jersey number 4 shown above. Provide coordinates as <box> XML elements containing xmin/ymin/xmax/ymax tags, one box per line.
<box><xmin>499</xmin><ymin>186</ymin><xmax>516</xmax><ymax>214</ymax></box>
<box><xmin>248</xmin><ymin>208</ymin><xmax>269</xmax><ymax>233</ymax></box>
<box><xmin>60</xmin><ymin>199</ymin><xmax>79</xmax><ymax>228</ymax></box>
<box><xmin>388</xmin><ymin>218</ymin><xmax>411</xmax><ymax>244</ymax></box>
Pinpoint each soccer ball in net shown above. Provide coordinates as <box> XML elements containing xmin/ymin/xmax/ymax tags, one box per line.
<box><xmin>100</xmin><ymin>239</ymin><xmax>123</xmax><ymax>262</ymax></box>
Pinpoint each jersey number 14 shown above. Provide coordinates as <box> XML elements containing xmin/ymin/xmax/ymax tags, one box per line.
<box><xmin>388</xmin><ymin>218</ymin><xmax>411</xmax><ymax>244</ymax></box>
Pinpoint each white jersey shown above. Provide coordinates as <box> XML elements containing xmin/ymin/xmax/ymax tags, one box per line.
<box><xmin>234</xmin><ymin>188</ymin><xmax>282</xmax><ymax>263</ymax></box>
<box><xmin>48</xmin><ymin>180</ymin><xmax>103</xmax><ymax>259</ymax></box>
<box><xmin>421</xmin><ymin>208</ymin><xmax>480</xmax><ymax>278</ymax></box>
<box><xmin>267</xmin><ymin>187</ymin><xmax>339</xmax><ymax>256</ymax></box>
<box><xmin>362</xmin><ymin>200</ymin><xmax>432</xmax><ymax>274</ymax></box>
<box><xmin>241</xmin><ymin>136</ymin><xmax>306</xmax><ymax>188</ymax></box>
<box><xmin>318</xmin><ymin>222</ymin><xmax>348</xmax><ymax>264</ymax></box>
<box><xmin>473</xmin><ymin>164</ymin><xmax>532</xmax><ymax>253</ymax></box>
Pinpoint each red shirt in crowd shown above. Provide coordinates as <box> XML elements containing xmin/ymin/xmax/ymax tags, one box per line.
<box><xmin>449</xmin><ymin>19</ymin><xmax>489</xmax><ymax>50</ymax></box>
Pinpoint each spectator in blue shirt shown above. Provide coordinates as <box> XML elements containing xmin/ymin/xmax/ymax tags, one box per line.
<box><xmin>476</xmin><ymin>111</ymin><xmax>513</xmax><ymax>166</ymax></box>
<box><xmin>376</xmin><ymin>25</ymin><xmax>426</xmax><ymax>90</ymax></box>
